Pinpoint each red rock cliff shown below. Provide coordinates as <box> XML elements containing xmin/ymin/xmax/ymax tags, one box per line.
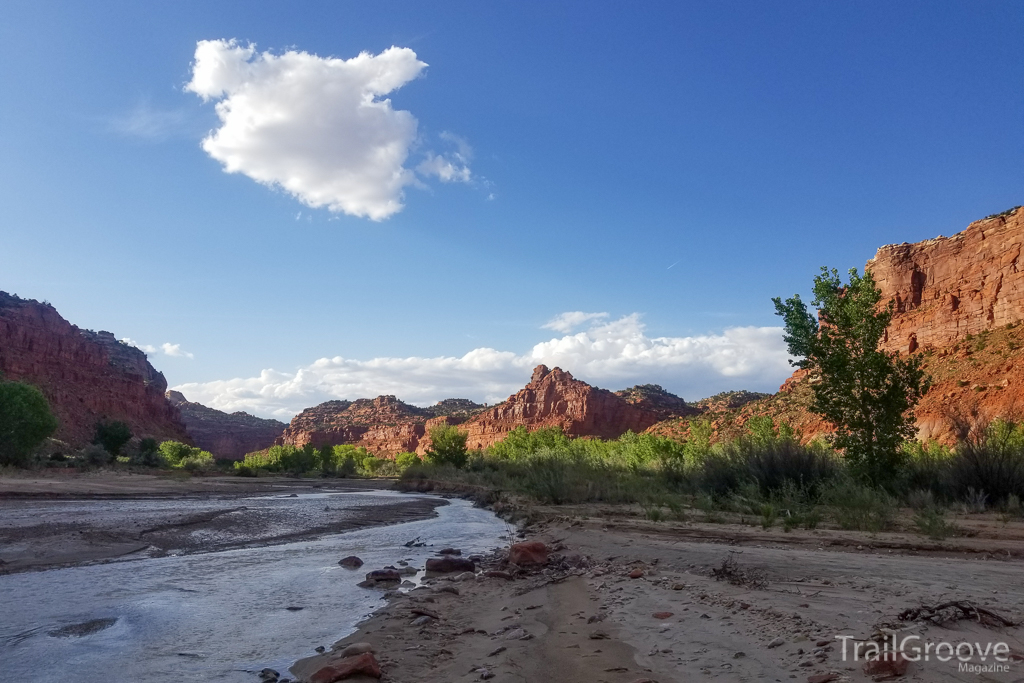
<box><xmin>0</xmin><ymin>292</ymin><xmax>189</xmax><ymax>447</ymax></box>
<box><xmin>869</xmin><ymin>206</ymin><xmax>1024</xmax><ymax>354</ymax></box>
<box><xmin>734</xmin><ymin>205</ymin><xmax>1024</xmax><ymax>445</ymax></box>
<box><xmin>460</xmin><ymin>365</ymin><xmax>673</xmax><ymax>450</ymax></box>
<box><xmin>279</xmin><ymin>396</ymin><xmax>435</xmax><ymax>457</ymax></box>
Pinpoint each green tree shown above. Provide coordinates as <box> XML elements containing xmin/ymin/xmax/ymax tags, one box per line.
<box><xmin>425</xmin><ymin>424</ymin><xmax>469</xmax><ymax>468</ymax></box>
<box><xmin>93</xmin><ymin>420</ymin><xmax>132</xmax><ymax>456</ymax></box>
<box><xmin>773</xmin><ymin>267</ymin><xmax>930</xmax><ymax>484</ymax></box>
<box><xmin>0</xmin><ymin>380</ymin><xmax>59</xmax><ymax>466</ymax></box>
<box><xmin>318</xmin><ymin>444</ymin><xmax>336</xmax><ymax>475</ymax></box>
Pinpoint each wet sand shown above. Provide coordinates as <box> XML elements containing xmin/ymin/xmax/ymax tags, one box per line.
<box><xmin>0</xmin><ymin>472</ymin><xmax>444</xmax><ymax>574</ymax></box>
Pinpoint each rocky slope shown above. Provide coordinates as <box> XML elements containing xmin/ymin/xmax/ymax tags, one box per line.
<box><xmin>166</xmin><ymin>391</ymin><xmax>286</xmax><ymax>460</ymax></box>
<box><xmin>682</xmin><ymin>205</ymin><xmax>1024</xmax><ymax>446</ymax></box>
<box><xmin>277</xmin><ymin>395</ymin><xmax>486</xmax><ymax>457</ymax></box>
<box><xmin>0</xmin><ymin>292</ymin><xmax>189</xmax><ymax>447</ymax></box>
<box><xmin>460</xmin><ymin>365</ymin><xmax>681</xmax><ymax>450</ymax></box>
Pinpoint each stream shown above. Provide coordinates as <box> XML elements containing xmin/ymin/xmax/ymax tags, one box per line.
<box><xmin>0</xmin><ymin>491</ymin><xmax>509</xmax><ymax>682</ymax></box>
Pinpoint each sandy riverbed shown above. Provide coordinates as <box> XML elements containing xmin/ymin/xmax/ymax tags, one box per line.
<box><xmin>0</xmin><ymin>472</ymin><xmax>440</xmax><ymax>573</ymax></box>
<box><xmin>300</xmin><ymin>510</ymin><xmax>1024</xmax><ymax>683</ymax></box>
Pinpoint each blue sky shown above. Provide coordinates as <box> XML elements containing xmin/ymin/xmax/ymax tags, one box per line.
<box><xmin>2</xmin><ymin>1</ymin><xmax>1022</xmax><ymax>418</ymax></box>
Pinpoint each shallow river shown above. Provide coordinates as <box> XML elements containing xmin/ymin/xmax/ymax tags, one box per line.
<box><xmin>0</xmin><ymin>491</ymin><xmax>508</xmax><ymax>682</ymax></box>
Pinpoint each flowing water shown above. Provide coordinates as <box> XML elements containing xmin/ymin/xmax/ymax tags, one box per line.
<box><xmin>0</xmin><ymin>491</ymin><xmax>508</xmax><ymax>682</ymax></box>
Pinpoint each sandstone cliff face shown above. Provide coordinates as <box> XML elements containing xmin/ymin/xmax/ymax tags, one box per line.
<box><xmin>460</xmin><ymin>365</ymin><xmax>673</xmax><ymax>450</ymax></box>
<box><xmin>277</xmin><ymin>395</ymin><xmax>487</xmax><ymax>457</ymax></box>
<box><xmin>279</xmin><ymin>396</ymin><xmax>429</xmax><ymax>456</ymax></box>
<box><xmin>869</xmin><ymin>206</ymin><xmax>1024</xmax><ymax>354</ymax></box>
<box><xmin>167</xmin><ymin>391</ymin><xmax>286</xmax><ymax>460</ymax></box>
<box><xmin>723</xmin><ymin>206</ymin><xmax>1024</xmax><ymax>446</ymax></box>
<box><xmin>0</xmin><ymin>292</ymin><xmax>189</xmax><ymax>447</ymax></box>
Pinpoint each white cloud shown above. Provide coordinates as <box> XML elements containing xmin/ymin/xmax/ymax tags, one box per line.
<box><xmin>161</xmin><ymin>343</ymin><xmax>195</xmax><ymax>359</ymax></box>
<box><xmin>417</xmin><ymin>132</ymin><xmax>473</xmax><ymax>183</ymax></box>
<box><xmin>541</xmin><ymin>311</ymin><xmax>609</xmax><ymax>333</ymax></box>
<box><xmin>121</xmin><ymin>338</ymin><xmax>157</xmax><ymax>353</ymax></box>
<box><xmin>186</xmin><ymin>39</ymin><xmax>471</xmax><ymax>221</ymax></box>
<box><xmin>172</xmin><ymin>315</ymin><xmax>792</xmax><ymax>420</ymax></box>
<box><xmin>122</xmin><ymin>339</ymin><xmax>194</xmax><ymax>359</ymax></box>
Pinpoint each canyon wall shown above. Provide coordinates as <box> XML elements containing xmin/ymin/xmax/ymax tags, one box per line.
<box><xmin>0</xmin><ymin>292</ymin><xmax>189</xmax><ymax>447</ymax></box>
<box><xmin>277</xmin><ymin>395</ymin><xmax>481</xmax><ymax>457</ymax></box>
<box><xmin>869</xmin><ymin>207</ymin><xmax>1024</xmax><ymax>354</ymax></box>
<box><xmin>729</xmin><ymin>206</ymin><xmax>1024</xmax><ymax>445</ymax></box>
<box><xmin>167</xmin><ymin>391</ymin><xmax>286</xmax><ymax>460</ymax></box>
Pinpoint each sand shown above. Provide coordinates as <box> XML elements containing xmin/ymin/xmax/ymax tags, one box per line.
<box><xmin>297</xmin><ymin>511</ymin><xmax>1024</xmax><ymax>683</ymax></box>
<box><xmin>0</xmin><ymin>471</ymin><xmax>441</xmax><ymax>573</ymax></box>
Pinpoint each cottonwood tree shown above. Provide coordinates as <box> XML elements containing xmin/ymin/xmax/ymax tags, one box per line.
<box><xmin>0</xmin><ymin>378</ymin><xmax>58</xmax><ymax>466</ymax></box>
<box><xmin>773</xmin><ymin>267</ymin><xmax>930</xmax><ymax>484</ymax></box>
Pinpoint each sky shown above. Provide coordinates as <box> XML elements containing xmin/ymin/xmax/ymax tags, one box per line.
<box><xmin>2</xmin><ymin>1</ymin><xmax>1022</xmax><ymax>420</ymax></box>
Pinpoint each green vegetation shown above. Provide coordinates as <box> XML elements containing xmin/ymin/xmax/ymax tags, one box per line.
<box><xmin>157</xmin><ymin>440</ymin><xmax>215</xmax><ymax>470</ymax></box>
<box><xmin>773</xmin><ymin>267</ymin><xmax>930</xmax><ymax>485</ymax></box>
<box><xmin>398</xmin><ymin>416</ymin><xmax>1024</xmax><ymax>538</ymax></box>
<box><xmin>233</xmin><ymin>442</ymin><xmax>425</xmax><ymax>477</ymax></box>
<box><xmin>425</xmin><ymin>424</ymin><xmax>469</xmax><ymax>468</ymax></box>
<box><xmin>0</xmin><ymin>378</ymin><xmax>59</xmax><ymax>466</ymax></box>
<box><xmin>93</xmin><ymin>420</ymin><xmax>132</xmax><ymax>456</ymax></box>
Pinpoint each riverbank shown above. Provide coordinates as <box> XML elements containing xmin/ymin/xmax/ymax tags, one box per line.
<box><xmin>300</xmin><ymin>510</ymin><xmax>1024</xmax><ymax>683</ymax></box>
<box><xmin>0</xmin><ymin>472</ymin><xmax>443</xmax><ymax>574</ymax></box>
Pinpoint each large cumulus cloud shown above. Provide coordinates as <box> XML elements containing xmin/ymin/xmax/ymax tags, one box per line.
<box><xmin>187</xmin><ymin>40</ymin><xmax>469</xmax><ymax>220</ymax></box>
<box><xmin>173</xmin><ymin>315</ymin><xmax>792</xmax><ymax>420</ymax></box>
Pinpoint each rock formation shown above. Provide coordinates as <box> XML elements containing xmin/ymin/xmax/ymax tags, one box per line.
<box><xmin>166</xmin><ymin>391</ymin><xmax>286</xmax><ymax>460</ymax></box>
<box><xmin>0</xmin><ymin>292</ymin><xmax>189</xmax><ymax>447</ymax></box>
<box><xmin>460</xmin><ymin>365</ymin><xmax>677</xmax><ymax>450</ymax></box>
<box><xmin>715</xmin><ymin>205</ymin><xmax>1024</xmax><ymax>445</ymax></box>
<box><xmin>277</xmin><ymin>395</ymin><xmax>486</xmax><ymax>457</ymax></box>
<box><xmin>869</xmin><ymin>206</ymin><xmax>1024</xmax><ymax>354</ymax></box>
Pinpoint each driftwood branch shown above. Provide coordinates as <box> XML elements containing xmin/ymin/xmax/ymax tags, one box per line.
<box><xmin>898</xmin><ymin>601</ymin><xmax>1016</xmax><ymax>628</ymax></box>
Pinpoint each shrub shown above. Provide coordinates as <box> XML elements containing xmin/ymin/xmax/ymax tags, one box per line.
<box><xmin>158</xmin><ymin>440</ymin><xmax>213</xmax><ymax>471</ymax></box>
<box><xmin>81</xmin><ymin>443</ymin><xmax>113</xmax><ymax>467</ymax></box>
<box><xmin>131</xmin><ymin>437</ymin><xmax>163</xmax><ymax>467</ymax></box>
<box><xmin>913</xmin><ymin>506</ymin><xmax>959</xmax><ymax>539</ymax></box>
<box><xmin>395</xmin><ymin>452</ymin><xmax>421</xmax><ymax>470</ymax></box>
<box><xmin>822</xmin><ymin>479</ymin><xmax>896</xmax><ymax>532</ymax></box>
<box><xmin>948</xmin><ymin>419</ymin><xmax>1024</xmax><ymax>506</ymax></box>
<box><xmin>425</xmin><ymin>424</ymin><xmax>469</xmax><ymax>468</ymax></box>
<box><xmin>0</xmin><ymin>379</ymin><xmax>59</xmax><ymax>466</ymax></box>
<box><xmin>93</xmin><ymin>421</ymin><xmax>132</xmax><ymax>456</ymax></box>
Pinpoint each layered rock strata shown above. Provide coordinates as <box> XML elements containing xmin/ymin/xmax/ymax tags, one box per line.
<box><xmin>0</xmin><ymin>292</ymin><xmax>189</xmax><ymax>447</ymax></box>
<box><xmin>460</xmin><ymin>365</ymin><xmax>672</xmax><ymax>450</ymax></box>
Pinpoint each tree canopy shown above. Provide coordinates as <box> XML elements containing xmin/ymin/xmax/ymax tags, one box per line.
<box><xmin>773</xmin><ymin>267</ymin><xmax>930</xmax><ymax>484</ymax></box>
<box><xmin>0</xmin><ymin>379</ymin><xmax>59</xmax><ymax>466</ymax></box>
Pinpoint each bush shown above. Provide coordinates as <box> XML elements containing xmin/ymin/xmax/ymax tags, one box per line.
<box><xmin>131</xmin><ymin>437</ymin><xmax>162</xmax><ymax>467</ymax></box>
<box><xmin>396</xmin><ymin>452</ymin><xmax>422</xmax><ymax>470</ymax></box>
<box><xmin>158</xmin><ymin>440</ymin><xmax>214</xmax><ymax>471</ymax></box>
<box><xmin>948</xmin><ymin>419</ymin><xmax>1024</xmax><ymax>506</ymax></box>
<box><xmin>93</xmin><ymin>421</ymin><xmax>132</xmax><ymax>456</ymax></box>
<box><xmin>822</xmin><ymin>479</ymin><xmax>896</xmax><ymax>532</ymax></box>
<box><xmin>81</xmin><ymin>443</ymin><xmax>113</xmax><ymax>467</ymax></box>
<box><xmin>425</xmin><ymin>424</ymin><xmax>469</xmax><ymax>468</ymax></box>
<box><xmin>0</xmin><ymin>379</ymin><xmax>59</xmax><ymax>466</ymax></box>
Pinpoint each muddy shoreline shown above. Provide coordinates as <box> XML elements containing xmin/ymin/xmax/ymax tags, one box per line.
<box><xmin>0</xmin><ymin>472</ymin><xmax>447</xmax><ymax>574</ymax></box>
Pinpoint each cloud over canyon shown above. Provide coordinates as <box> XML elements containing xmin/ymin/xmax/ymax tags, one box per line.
<box><xmin>173</xmin><ymin>315</ymin><xmax>793</xmax><ymax>420</ymax></box>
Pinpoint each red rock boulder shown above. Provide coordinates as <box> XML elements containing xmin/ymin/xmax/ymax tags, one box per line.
<box><xmin>309</xmin><ymin>652</ymin><xmax>381</xmax><ymax>682</ymax></box>
<box><xmin>508</xmin><ymin>541</ymin><xmax>549</xmax><ymax>566</ymax></box>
